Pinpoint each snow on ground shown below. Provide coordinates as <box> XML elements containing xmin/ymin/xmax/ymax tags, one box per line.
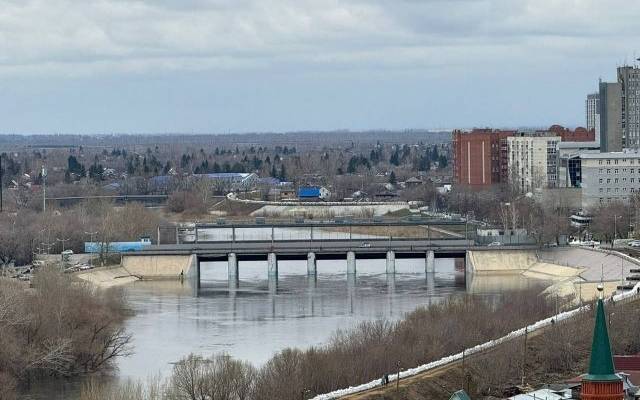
<box><xmin>311</xmin><ymin>281</ymin><xmax>640</xmax><ymax>400</ymax></box>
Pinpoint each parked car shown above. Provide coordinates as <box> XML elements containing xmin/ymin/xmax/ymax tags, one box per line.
<box><xmin>582</xmin><ymin>240</ymin><xmax>601</xmax><ymax>247</ymax></box>
<box><xmin>360</xmin><ymin>242</ymin><xmax>371</xmax><ymax>248</ymax></box>
<box><xmin>487</xmin><ymin>241</ymin><xmax>502</xmax><ymax>247</ymax></box>
<box><xmin>629</xmin><ymin>240</ymin><xmax>640</xmax><ymax>248</ymax></box>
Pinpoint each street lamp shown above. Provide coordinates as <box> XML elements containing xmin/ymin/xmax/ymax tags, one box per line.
<box><xmin>84</xmin><ymin>231</ymin><xmax>98</xmax><ymax>268</ymax></box>
<box><xmin>614</xmin><ymin>214</ymin><xmax>622</xmax><ymax>247</ymax></box>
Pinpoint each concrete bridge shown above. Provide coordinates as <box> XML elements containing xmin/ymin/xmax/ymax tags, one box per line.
<box><xmin>161</xmin><ymin>218</ymin><xmax>474</xmax><ymax>244</ymax></box>
<box><xmin>121</xmin><ymin>236</ymin><xmax>538</xmax><ymax>287</ymax></box>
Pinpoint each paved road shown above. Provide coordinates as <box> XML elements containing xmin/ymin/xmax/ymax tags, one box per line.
<box><xmin>136</xmin><ymin>239</ymin><xmax>536</xmax><ymax>256</ymax></box>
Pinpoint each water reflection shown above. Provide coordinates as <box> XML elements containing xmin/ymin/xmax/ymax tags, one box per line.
<box><xmin>27</xmin><ymin>257</ymin><xmax>547</xmax><ymax>400</ymax></box>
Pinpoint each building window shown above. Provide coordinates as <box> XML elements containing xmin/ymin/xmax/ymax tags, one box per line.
<box><xmin>599</xmin><ymin>178</ymin><xmax>603</xmax><ymax>183</ymax></box>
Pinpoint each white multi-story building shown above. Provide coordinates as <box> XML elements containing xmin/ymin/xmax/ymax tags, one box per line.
<box><xmin>506</xmin><ymin>134</ymin><xmax>560</xmax><ymax>192</ymax></box>
<box><xmin>586</xmin><ymin>92</ymin><xmax>599</xmax><ymax>131</ymax></box>
<box><xmin>580</xmin><ymin>150</ymin><xmax>640</xmax><ymax>209</ymax></box>
<box><xmin>618</xmin><ymin>65</ymin><xmax>640</xmax><ymax>149</ymax></box>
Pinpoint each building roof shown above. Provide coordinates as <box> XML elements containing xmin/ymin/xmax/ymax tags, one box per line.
<box><xmin>449</xmin><ymin>390</ymin><xmax>471</xmax><ymax>400</ymax></box>
<box><xmin>298</xmin><ymin>187</ymin><xmax>321</xmax><ymax>197</ymax></box>
<box><xmin>581</xmin><ymin>151</ymin><xmax>640</xmax><ymax>159</ymax></box>
<box><xmin>202</xmin><ymin>173</ymin><xmax>254</xmax><ymax>180</ymax></box>
<box><xmin>509</xmin><ymin>388</ymin><xmax>571</xmax><ymax>400</ymax></box>
<box><xmin>614</xmin><ymin>354</ymin><xmax>640</xmax><ymax>372</ymax></box>
<box><xmin>258</xmin><ymin>177</ymin><xmax>281</xmax><ymax>186</ymax></box>
<box><xmin>584</xmin><ymin>298</ymin><xmax>620</xmax><ymax>382</ymax></box>
<box><xmin>150</xmin><ymin>175</ymin><xmax>172</xmax><ymax>186</ymax></box>
<box><xmin>404</xmin><ymin>177</ymin><xmax>423</xmax><ymax>184</ymax></box>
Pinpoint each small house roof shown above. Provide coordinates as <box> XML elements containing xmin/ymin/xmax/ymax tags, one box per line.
<box><xmin>449</xmin><ymin>390</ymin><xmax>471</xmax><ymax>400</ymax></box>
<box><xmin>298</xmin><ymin>187</ymin><xmax>321</xmax><ymax>197</ymax></box>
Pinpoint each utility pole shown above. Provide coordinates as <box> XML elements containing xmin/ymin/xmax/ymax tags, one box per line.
<box><xmin>85</xmin><ymin>231</ymin><xmax>98</xmax><ymax>268</ymax></box>
<box><xmin>521</xmin><ymin>326</ymin><xmax>528</xmax><ymax>386</ymax></box>
<box><xmin>56</xmin><ymin>237</ymin><xmax>70</xmax><ymax>253</ymax></box>
<box><xmin>0</xmin><ymin>154</ymin><xmax>3</xmax><ymax>213</ymax></box>
<box><xmin>396</xmin><ymin>360</ymin><xmax>401</xmax><ymax>391</ymax></box>
<box><xmin>42</xmin><ymin>165</ymin><xmax>47</xmax><ymax>212</ymax></box>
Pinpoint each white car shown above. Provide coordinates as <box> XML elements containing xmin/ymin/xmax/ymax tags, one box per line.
<box><xmin>629</xmin><ymin>240</ymin><xmax>640</xmax><ymax>248</ymax></box>
<box><xmin>360</xmin><ymin>242</ymin><xmax>371</xmax><ymax>248</ymax></box>
<box><xmin>487</xmin><ymin>241</ymin><xmax>502</xmax><ymax>247</ymax></box>
<box><xmin>582</xmin><ymin>240</ymin><xmax>601</xmax><ymax>247</ymax></box>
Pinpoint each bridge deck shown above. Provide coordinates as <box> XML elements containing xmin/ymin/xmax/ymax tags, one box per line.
<box><xmin>130</xmin><ymin>239</ymin><xmax>538</xmax><ymax>257</ymax></box>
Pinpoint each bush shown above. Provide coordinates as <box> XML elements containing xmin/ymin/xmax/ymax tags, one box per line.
<box><xmin>0</xmin><ymin>267</ymin><xmax>131</xmax><ymax>398</ymax></box>
<box><xmin>167</xmin><ymin>191</ymin><xmax>207</xmax><ymax>214</ymax></box>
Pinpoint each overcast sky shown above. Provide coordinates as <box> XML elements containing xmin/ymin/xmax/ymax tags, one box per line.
<box><xmin>1</xmin><ymin>0</ymin><xmax>639</xmax><ymax>134</ymax></box>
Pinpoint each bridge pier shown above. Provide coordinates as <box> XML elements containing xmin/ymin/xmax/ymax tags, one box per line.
<box><xmin>228</xmin><ymin>252</ymin><xmax>238</xmax><ymax>279</ymax></box>
<box><xmin>307</xmin><ymin>252</ymin><xmax>317</xmax><ymax>275</ymax></box>
<box><xmin>268</xmin><ymin>252</ymin><xmax>278</xmax><ymax>278</ymax></box>
<box><xmin>194</xmin><ymin>255</ymin><xmax>201</xmax><ymax>289</ymax></box>
<box><xmin>347</xmin><ymin>251</ymin><xmax>356</xmax><ymax>274</ymax></box>
<box><xmin>426</xmin><ymin>250</ymin><xmax>435</xmax><ymax>273</ymax></box>
<box><xmin>386</xmin><ymin>251</ymin><xmax>396</xmax><ymax>274</ymax></box>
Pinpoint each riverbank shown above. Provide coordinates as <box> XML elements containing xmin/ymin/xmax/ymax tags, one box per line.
<box><xmin>339</xmin><ymin>288</ymin><xmax>640</xmax><ymax>400</ymax></box>
<box><xmin>1</xmin><ymin>266</ymin><xmax>131</xmax><ymax>400</ymax></box>
<box><xmin>76</xmin><ymin>266</ymin><xmax>140</xmax><ymax>288</ymax></box>
<box><xmin>468</xmin><ymin>247</ymin><xmax>640</xmax><ymax>300</ymax></box>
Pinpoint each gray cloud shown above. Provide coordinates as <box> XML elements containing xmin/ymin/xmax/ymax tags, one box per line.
<box><xmin>1</xmin><ymin>0</ymin><xmax>639</xmax><ymax>76</ymax></box>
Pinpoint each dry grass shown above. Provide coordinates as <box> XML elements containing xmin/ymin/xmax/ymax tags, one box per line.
<box><xmin>344</xmin><ymin>297</ymin><xmax>640</xmax><ymax>400</ymax></box>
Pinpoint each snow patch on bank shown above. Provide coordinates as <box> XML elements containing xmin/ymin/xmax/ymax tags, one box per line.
<box><xmin>311</xmin><ymin>283</ymin><xmax>640</xmax><ymax>400</ymax></box>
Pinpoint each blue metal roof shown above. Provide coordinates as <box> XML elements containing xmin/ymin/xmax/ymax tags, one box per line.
<box><xmin>150</xmin><ymin>175</ymin><xmax>172</xmax><ymax>186</ymax></box>
<box><xmin>298</xmin><ymin>187</ymin><xmax>321</xmax><ymax>197</ymax></box>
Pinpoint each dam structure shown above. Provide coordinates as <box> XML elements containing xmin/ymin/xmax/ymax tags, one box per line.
<box><xmin>122</xmin><ymin>219</ymin><xmax>538</xmax><ymax>287</ymax></box>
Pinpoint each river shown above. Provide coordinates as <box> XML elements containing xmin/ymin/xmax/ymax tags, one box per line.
<box><xmin>26</xmin><ymin>257</ymin><xmax>542</xmax><ymax>399</ymax></box>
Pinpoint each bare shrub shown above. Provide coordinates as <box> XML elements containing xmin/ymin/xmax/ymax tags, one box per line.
<box><xmin>168</xmin><ymin>191</ymin><xmax>207</xmax><ymax>214</ymax></box>
<box><xmin>0</xmin><ymin>266</ymin><xmax>131</xmax><ymax>399</ymax></box>
<box><xmin>168</xmin><ymin>353</ymin><xmax>257</xmax><ymax>400</ymax></box>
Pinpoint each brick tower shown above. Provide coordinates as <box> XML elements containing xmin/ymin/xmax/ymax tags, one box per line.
<box><xmin>581</xmin><ymin>286</ymin><xmax>623</xmax><ymax>400</ymax></box>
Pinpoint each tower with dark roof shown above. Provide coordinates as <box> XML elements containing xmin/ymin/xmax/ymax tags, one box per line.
<box><xmin>581</xmin><ymin>286</ymin><xmax>623</xmax><ymax>399</ymax></box>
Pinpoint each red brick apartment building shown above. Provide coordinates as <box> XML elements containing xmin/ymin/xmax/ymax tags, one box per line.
<box><xmin>452</xmin><ymin>125</ymin><xmax>594</xmax><ymax>187</ymax></box>
<box><xmin>452</xmin><ymin>129</ymin><xmax>515</xmax><ymax>186</ymax></box>
<box><xmin>548</xmin><ymin>125</ymin><xmax>596</xmax><ymax>142</ymax></box>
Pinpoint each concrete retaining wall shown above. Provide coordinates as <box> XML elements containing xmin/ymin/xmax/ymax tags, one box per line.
<box><xmin>467</xmin><ymin>250</ymin><xmax>537</xmax><ymax>274</ymax></box>
<box><xmin>121</xmin><ymin>254</ymin><xmax>195</xmax><ymax>279</ymax></box>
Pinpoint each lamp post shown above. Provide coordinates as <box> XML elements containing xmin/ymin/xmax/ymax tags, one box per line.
<box><xmin>614</xmin><ymin>214</ymin><xmax>622</xmax><ymax>248</ymax></box>
<box><xmin>84</xmin><ymin>231</ymin><xmax>98</xmax><ymax>268</ymax></box>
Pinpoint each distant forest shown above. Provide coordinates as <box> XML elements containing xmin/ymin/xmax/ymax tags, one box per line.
<box><xmin>0</xmin><ymin>130</ymin><xmax>450</xmax><ymax>151</ymax></box>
